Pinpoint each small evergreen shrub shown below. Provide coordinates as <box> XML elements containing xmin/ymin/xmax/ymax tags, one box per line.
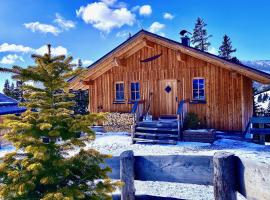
<box><xmin>183</xmin><ymin>112</ymin><xmax>201</xmax><ymax>130</ymax></box>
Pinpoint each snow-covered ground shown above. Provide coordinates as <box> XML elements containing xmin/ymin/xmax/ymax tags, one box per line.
<box><xmin>1</xmin><ymin>132</ymin><xmax>269</xmax><ymax>200</ymax></box>
<box><xmin>84</xmin><ymin>132</ymin><xmax>270</xmax><ymax>162</ymax></box>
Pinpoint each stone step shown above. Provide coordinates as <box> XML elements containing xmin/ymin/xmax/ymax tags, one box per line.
<box><xmin>135</xmin><ymin>126</ymin><xmax>178</xmax><ymax>132</ymax></box>
<box><xmin>132</xmin><ymin>138</ymin><xmax>177</xmax><ymax>145</ymax></box>
<box><xmin>134</xmin><ymin>132</ymin><xmax>179</xmax><ymax>138</ymax></box>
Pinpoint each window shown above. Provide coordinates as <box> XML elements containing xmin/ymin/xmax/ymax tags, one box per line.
<box><xmin>115</xmin><ymin>82</ymin><xmax>125</xmax><ymax>101</ymax></box>
<box><xmin>193</xmin><ymin>78</ymin><xmax>205</xmax><ymax>100</ymax></box>
<box><xmin>130</xmin><ymin>82</ymin><xmax>140</xmax><ymax>101</ymax></box>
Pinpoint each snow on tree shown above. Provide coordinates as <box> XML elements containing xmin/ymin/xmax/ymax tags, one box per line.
<box><xmin>218</xmin><ymin>34</ymin><xmax>236</xmax><ymax>60</ymax></box>
<box><xmin>0</xmin><ymin>45</ymin><xmax>120</xmax><ymax>199</ymax></box>
<box><xmin>191</xmin><ymin>17</ymin><xmax>212</xmax><ymax>51</ymax></box>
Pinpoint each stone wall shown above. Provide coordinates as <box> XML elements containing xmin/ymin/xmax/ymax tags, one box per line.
<box><xmin>103</xmin><ymin>113</ymin><xmax>135</xmax><ymax>132</ymax></box>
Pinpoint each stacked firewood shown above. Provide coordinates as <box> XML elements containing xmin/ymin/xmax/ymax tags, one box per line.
<box><xmin>103</xmin><ymin>113</ymin><xmax>135</xmax><ymax>132</ymax></box>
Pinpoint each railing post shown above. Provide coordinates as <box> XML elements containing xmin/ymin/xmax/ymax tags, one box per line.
<box><xmin>213</xmin><ymin>152</ymin><xmax>237</xmax><ymax>200</ymax></box>
<box><xmin>120</xmin><ymin>150</ymin><xmax>135</xmax><ymax>200</ymax></box>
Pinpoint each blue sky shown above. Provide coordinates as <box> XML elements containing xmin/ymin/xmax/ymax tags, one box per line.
<box><xmin>1</xmin><ymin>0</ymin><xmax>270</xmax><ymax>92</ymax></box>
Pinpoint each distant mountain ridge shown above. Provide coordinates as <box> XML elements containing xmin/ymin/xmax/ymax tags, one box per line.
<box><xmin>242</xmin><ymin>60</ymin><xmax>270</xmax><ymax>73</ymax></box>
<box><xmin>241</xmin><ymin>60</ymin><xmax>270</xmax><ymax>93</ymax></box>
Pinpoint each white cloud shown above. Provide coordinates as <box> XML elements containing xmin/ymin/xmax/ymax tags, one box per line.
<box><xmin>24</xmin><ymin>22</ymin><xmax>61</xmax><ymax>35</ymax></box>
<box><xmin>35</xmin><ymin>45</ymin><xmax>68</xmax><ymax>56</ymax></box>
<box><xmin>82</xmin><ymin>60</ymin><xmax>93</xmax><ymax>65</ymax></box>
<box><xmin>116</xmin><ymin>30</ymin><xmax>130</xmax><ymax>38</ymax></box>
<box><xmin>0</xmin><ymin>43</ymin><xmax>34</xmax><ymax>53</ymax></box>
<box><xmin>149</xmin><ymin>22</ymin><xmax>165</xmax><ymax>36</ymax></box>
<box><xmin>139</xmin><ymin>5</ymin><xmax>152</xmax><ymax>16</ymax></box>
<box><xmin>101</xmin><ymin>0</ymin><xmax>117</xmax><ymax>5</ymax></box>
<box><xmin>163</xmin><ymin>12</ymin><xmax>174</xmax><ymax>20</ymax></box>
<box><xmin>54</xmin><ymin>13</ymin><xmax>75</xmax><ymax>30</ymax></box>
<box><xmin>76</xmin><ymin>2</ymin><xmax>135</xmax><ymax>33</ymax></box>
<box><xmin>0</xmin><ymin>54</ymin><xmax>24</xmax><ymax>64</ymax></box>
<box><xmin>208</xmin><ymin>47</ymin><xmax>218</xmax><ymax>55</ymax></box>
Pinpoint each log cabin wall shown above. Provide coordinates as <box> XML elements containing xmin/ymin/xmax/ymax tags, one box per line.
<box><xmin>88</xmin><ymin>43</ymin><xmax>253</xmax><ymax>131</ymax></box>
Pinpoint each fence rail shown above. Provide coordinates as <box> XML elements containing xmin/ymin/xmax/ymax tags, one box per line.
<box><xmin>105</xmin><ymin>151</ymin><xmax>270</xmax><ymax>200</ymax></box>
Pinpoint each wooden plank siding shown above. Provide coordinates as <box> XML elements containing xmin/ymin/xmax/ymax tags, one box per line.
<box><xmin>88</xmin><ymin>43</ymin><xmax>253</xmax><ymax>131</ymax></box>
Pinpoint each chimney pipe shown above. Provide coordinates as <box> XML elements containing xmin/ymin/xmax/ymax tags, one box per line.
<box><xmin>179</xmin><ymin>30</ymin><xmax>191</xmax><ymax>47</ymax></box>
<box><xmin>181</xmin><ymin>36</ymin><xmax>190</xmax><ymax>47</ymax></box>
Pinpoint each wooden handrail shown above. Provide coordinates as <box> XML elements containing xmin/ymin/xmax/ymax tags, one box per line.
<box><xmin>131</xmin><ymin>101</ymin><xmax>139</xmax><ymax>114</ymax></box>
<box><xmin>177</xmin><ymin>99</ymin><xmax>188</xmax><ymax>140</ymax></box>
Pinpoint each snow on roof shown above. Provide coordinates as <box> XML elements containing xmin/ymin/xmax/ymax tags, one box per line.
<box><xmin>0</xmin><ymin>93</ymin><xmax>26</xmax><ymax>115</ymax></box>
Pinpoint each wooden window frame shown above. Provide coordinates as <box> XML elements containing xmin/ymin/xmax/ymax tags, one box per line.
<box><xmin>192</xmin><ymin>77</ymin><xmax>206</xmax><ymax>101</ymax></box>
<box><xmin>115</xmin><ymin>81</ymin><xmax>125</xmax><ymax>102</ymax></box>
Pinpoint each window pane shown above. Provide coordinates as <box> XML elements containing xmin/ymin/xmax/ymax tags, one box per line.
<box><xmin>116</xmin><ymin>84</ymin><xmax>119</xmax><ymax>91</ymax></box>
<box><xmin>116</xmin><ymin>92</ymin><xmax>120</xmax><ymax>100</ymax></box>
<box><xmin>199</xmin><ymin>79</ymin><xmax>204</xmax><ymax>89</ymax></box>
<box><xmin>119</xmin><ymin>83</ymin><xmax>124</xmax><ymax>91</ymax></box>
<box><xmin>199</xmin><ymin>90</ymin><xmax>205</xmax><ymax>99</ymax></box>
<box><xmin>199</xmin><ymin>79</ymin><xmax>204</xmax><ymax>84</ymax></box>
<box><xmin>120</xmin><ymin>92</ymin><xmax>124</xmax><ymax>100</ymax></box>
<box><xmin>136</xmin><ymin>82</ymin><xmax>140</xmax><ymax>91</ymax></box>
<box><xmin>131</xmin><ymin>83</ymin><xmax>135</xmax><ymax>91</ymax></box>
<box><xmin>193</xmin><ymin>79</ymin><xmax>198</xmax><ymax>89</ymax></box>
<box><xmin>136</xmin><ymin>92</ymin><xmax>140</xmax><ymax>100</ymax></box>
<box><xmin>193</xmin><ymin>90</ymin><xmax>198</xmax><ymax>99</ymax></box>
<box><xmin>199</xmin><ymin>83</ymin><xmax>204</xmax><ymax>89</ymax></box>
<box><xmin>131</xmin><ymin>92</ymin><xmax>135</xmax><ymax>101</ymax></box>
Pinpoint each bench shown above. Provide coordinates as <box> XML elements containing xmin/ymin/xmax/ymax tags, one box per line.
<box><xmin>247</xmin><ymin>117</ymin><xmax>270</xmax><ymax>145</ymax></box>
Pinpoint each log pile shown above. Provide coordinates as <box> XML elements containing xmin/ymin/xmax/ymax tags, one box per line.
<box><xmin>103</xmin><ymin>113</ymin><xmax>135</xmax><ymax>132</ymax></box>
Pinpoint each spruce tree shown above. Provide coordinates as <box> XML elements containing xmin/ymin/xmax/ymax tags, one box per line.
<box><xmin>191</xmin><ymin>17</ymin><xmax>212</xmax><ymax>51</ymax></box>
<box><xmin>0</xmin><ymin>45</ymin><xmax>119</xmax><ymax>199</ymax></box>
<box><xmin>257</xmin><ymin>94</ymin><xmax>263</xmax><ymax>103</ymax></box>
<box><xmin>262</xmin><ymin>93</ymin><xmax>269</xmax><ymax>102</ymax></box>
<box><xmin>218</xmin><ymin>34</ymin><xmax>236</xmax><ymax>60</ymax></box>
<box><xmin>3</xmin><ymin>79</ymin><xmax>11</xmax><ymax>96</ymax></box>
<box><xmin>12</xmin><ymin>80</ymin><xmax>24</xmax><ymax>101</ymax></box>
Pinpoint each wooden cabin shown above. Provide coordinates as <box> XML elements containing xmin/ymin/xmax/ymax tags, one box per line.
<box><xmin>69</xmin><ymin>30</ymin><xmax>270</xmax><ymax>132</ymax></box>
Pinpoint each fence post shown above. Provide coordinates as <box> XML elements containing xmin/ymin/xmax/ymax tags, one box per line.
<box><xmin>120</xmin><ymin>150</ymin><xmax>135</xmax><ymax>200</ymax></box>
<box><xmin>213</xmin><ymin>152</ymin><xmax>236</xmax><ymax>200</ymax></box>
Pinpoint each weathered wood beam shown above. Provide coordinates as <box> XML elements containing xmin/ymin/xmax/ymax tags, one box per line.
<box><xmin>142</xmin><ymin>38</ymin><xmax>155</xmax><ymax>49</ymax></box>
<box><xmin>124</xmin><ymin>42</ymin><xmax>146</xmax><ymax>58</ymax></box>
<box><xmin>113</xmin><ymin>57</ymin><xmax>126</xmax><ymax>67</ymax></box>
<box><xmin>213</xmin><ymin>152</ymin><xmax>237</xmax><ymax>200</ymax></box>
<box><xmin>120</xmin><ymin>150</ymin><xmax>135</xmax><ymax>200</ymax></box>
<box><xmin>82</xmin><ymin>80</ymin><xmax>94</xmax><ymax>85</ymax></box>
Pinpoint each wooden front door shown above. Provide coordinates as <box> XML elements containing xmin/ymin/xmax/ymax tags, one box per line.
<box><xmin>159</xmin><ymin>79</ymin><xmax>178</xmax><ymax>115</ymax></box>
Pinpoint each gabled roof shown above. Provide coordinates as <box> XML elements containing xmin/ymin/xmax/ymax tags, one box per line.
<box><xmin>69</xmin><ymin>29</ymin><xmax>270</xmax><ymax>89</ymax></box>
<box><xmin>0</xmin><ymin>93</ymin><xmax>26</xmax><ymax>115</ymax></box>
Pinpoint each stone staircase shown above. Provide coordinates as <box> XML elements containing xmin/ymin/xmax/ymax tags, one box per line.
<box><xmin>132</xmin><ymin>115</ymin><xmax>179</xmax><ymax>144</ymax></box>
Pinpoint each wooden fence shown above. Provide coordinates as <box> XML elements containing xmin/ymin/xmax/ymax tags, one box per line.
<box><xmin>106</xmin><ymin>151</ymin><xmax>270</xmax><ymax>200</ymax></box>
